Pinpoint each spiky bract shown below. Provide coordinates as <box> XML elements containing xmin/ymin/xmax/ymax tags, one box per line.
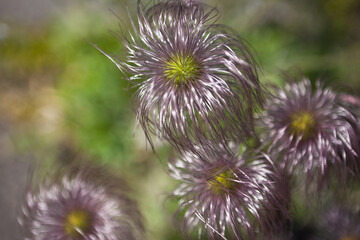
<box><xmin>168</xmin><ymin>148</ymin><xmax>289</xmax><ymax>240</ymax></box>
<box><xmin>260</xmin><ymin>78</ymin><xmax>359</xmax><ymax>181</ymax></box>
<box><xmin>19</xmin><ymin>165</ymin><xmax>144</xmax><ymax>240</ymax></box>
<box><xmin>99</xmin><ymin>0</ymin><xmax>264</xmax><ymax>152</ymax></box>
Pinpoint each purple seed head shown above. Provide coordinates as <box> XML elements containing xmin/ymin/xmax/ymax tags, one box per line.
<box><xmin>18</xmin><ymin>165</ymin><xmax>144</xmax><ymax>240</ymax></box>
<box><xmin>259</xmin><ymin>77</ymin><xmax>360</xmax><ymax>185</ymax></box>
<box><xmin>96</xmin><ymin>0</ymin><xmax>265</xmax><ymax>153</ymax></box>
<box><xmin>168</xmin><ymin>147</ymin><xmax>289</xmax><ymax>239</ymax></box>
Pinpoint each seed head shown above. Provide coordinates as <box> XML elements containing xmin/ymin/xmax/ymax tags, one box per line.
<box><xmin>96</xmin><ymin>0</ymin><xmax>264</xmax><ymax>153</ymax></box>
<box><xmin>259</xmin><ymin>77</ymin><xmax>360</xmax><ymax>185</ymax></box>
<box><xmin>168</xmin><ymin>147</ymin><xmax>289</xmax><ymax>239</ymax></box>
<box><xmin>320</xmin><ymin>205</ymin><xmax>360</xmax><ymax>240</ymax></box>
<box><xmin>18</xmin><ymin>165</ymin><xmax>144</xmax><ymax>240</ymax></box>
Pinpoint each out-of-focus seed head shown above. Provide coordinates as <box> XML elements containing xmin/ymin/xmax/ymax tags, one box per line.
<box><xmin>259</xmin><ymin>77</ymin><xmax>360</xmax><ymax>184</ymax></box>
<box><xmin>96</xmin><ymin>0</ymin><xmax>264</xmax><ymax>153</ymax></box>
<box><xmin>18</xmin><ymin>165</ymin><xmax>144</xmax><ymax>240</ymax></box>
<box><xmin>168</xmin><ymin>147</ymin><xmax>289</xmax><ymax>240</ymax></box>
<box><xmin>320</xmin><ymin>205</ymin><xmax>360</xmax><ymax>240</ymax></box>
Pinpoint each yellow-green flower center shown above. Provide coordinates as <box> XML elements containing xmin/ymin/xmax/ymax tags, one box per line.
<box><xmin>290</xmin><ymin>111</ymin><xmax>316</xmax><ymax>139</ymax></box>
<box><xmin>164</xmin><ymin>53</ymin><xmax>200</xmax><ymax>85</ymax></box>
<box><xmin>64</xmin><ymin>209</ymin><xmax>92</xmax><ymax>237</ymax></box>
<box><xmin>208</xmin><ymin>170</ymin><xmax>236</xmax><ymax>194</ymax></box>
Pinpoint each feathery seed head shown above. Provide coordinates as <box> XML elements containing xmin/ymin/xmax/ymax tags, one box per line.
<box><xmin>18</xmin><ymin>165</ymin><xmax>144</xmax><ymax>240</ymax></box>
<box><xmin>97</xmin><ymin>0</ymin><xmax>265</xmax><ymax>153</ymax></box>
<box><xmin>259</xmin><ymin>77</ymin><xmax>360</xmax><ymax>184</ymax></box>
<box><xmin>169</xmin><ymin>147</ymin><xmax>289</xmax><ymax>239</ymax></box>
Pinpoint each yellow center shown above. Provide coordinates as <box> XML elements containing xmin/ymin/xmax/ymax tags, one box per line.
<box><xmin>290</xmin><ymin>111</ymin><xmax>315</xmax><ymax>139</ymax></box>
<box><xmin>208</xmin><ymin>170</ymin><xmax>236</xmax><ymax>194</ymax></box>
<box><xmin>164</xmin><ymin>53</ymin><xmax>200</xmax><ymax>85</ymax></box>
<box><xmin>64</xmin><ymin>209</ymin><xmax>92</xmax><ymax>237</ymax></box>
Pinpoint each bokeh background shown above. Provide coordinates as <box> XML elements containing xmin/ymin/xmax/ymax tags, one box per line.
<box><xmin>0</xmin><ymin>0</ymin><xmax>359</xmax><ymax>239</ymax></box>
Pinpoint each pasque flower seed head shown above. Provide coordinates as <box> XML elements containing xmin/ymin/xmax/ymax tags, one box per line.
<box><xmin>18</xmin><ymin>165</ymin><xmax>144</xmax><ymax>240</ymax></box>
<box><xmin>259</xmin><ymin>77</ymin><xmax>359</xmax><ymax>184</ymax></box>
<box><xmin>96</xmin><ymin>0</ymin><xmax>265</xmax><ymax>153</ymax></box>
<box><xmin>168</xmin><ymin>147</ymin><xmax>289</xmax><ymax>239</ymax></box>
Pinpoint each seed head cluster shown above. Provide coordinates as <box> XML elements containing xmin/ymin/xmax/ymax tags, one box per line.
<box><xmin>96</xmin><ymin>0</ymin><xmax>360</xmax><ymax>239</ymax></box>
<box><xmin>18</xmin><ymin>0</ymin><xmax>360</xmax><ymax>240</ymax></box>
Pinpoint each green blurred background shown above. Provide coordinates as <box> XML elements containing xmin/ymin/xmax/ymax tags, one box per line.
<box><xmin>0</xmin><ymin>0</ymin><xmax>359</xmax><ymax>239</ymax></box>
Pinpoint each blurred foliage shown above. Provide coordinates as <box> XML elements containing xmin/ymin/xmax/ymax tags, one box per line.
<box><xmin>0</xmin><ymin>0</ymin><xmax>360</xmax><ymax>239</ymax></box>
<box><xmin>53</xmin><ymin>7</ymin><xmax>136</xmax><ymax>167</ymax></box>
